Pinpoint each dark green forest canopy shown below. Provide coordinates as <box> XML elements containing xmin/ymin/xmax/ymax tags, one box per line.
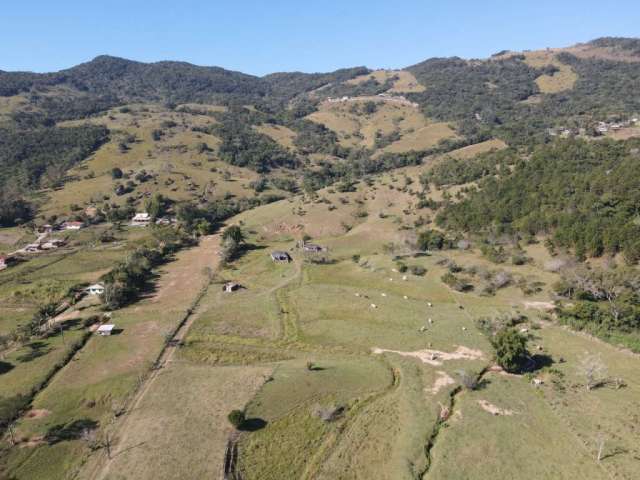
<box><xmin>423</xmin><ymin>148</ymin><xmax>516</xmax><ymax>187</ymax></box>
<box><xmin>407</xmin><ymin>56</ymin><xmax>543</xmax><ymax>123</ymax></box>
<box><xmin>262</xmin><ymin>66</ymin><xmax>370</xmax><ymax>99</ymax></box>
<box><xmin>205</xmin><ymin>108</ymin><xmax>298</xmax><ymax>172</ymax></box>
<box><xmin>0</xmin><ymin>56</ymin><xmax>268</xmax><ymax>104</ymax></box>
<box><xmin>0</xmin><ymin>56</ymin><xmax>369</xmax><ymax>109</ymax></box>
<box><xmin>436</xmin><ymin>138</ymin><xmax>640</xmax><ymax>263</ymax></box>
<box><xmin>0</xmin><ymin>124</ymin><xmax>109</xmax><ymax>188</ymax></box>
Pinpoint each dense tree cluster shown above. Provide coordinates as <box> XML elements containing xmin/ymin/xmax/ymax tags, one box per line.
<box><xmin>100</xmin><ymin>232</ymin><xmax>193</xmax><ymax>309</ymax></box>
<box><xmin>263</xmin><ymin>66</ymin><xmax>370</xmax><ymax>101</ymax></box>
<box><xmin>0</xmin><ymin>55</ymin><xmax>269</xmax><ymax>105</ymax></box>
<box><xmin>0</xmin><ymin>190</ymin><xmax>33</xmax><ymax>226</ymax></box>
<box><xmin>213</xmin><ymin>121</ymin><xmax>297</xmax><ymax>173</ymax></box>
<box><xmin>0</xmin><ymin>125</ymin><xmax>108</xmax><ymax>190</ymax></box>
<box><xmin>437</xmin><ymin>139</ymin><xmax>640</xmax><ymax>263</ymax></box>
<box><xmin>407</xmin><ymin>56</ymin><xmax>543</xmax><ymax>132</ymax></box>
<box><xmin>291</xmin><ymin>119</ymin><xmax>347</xmax><ymax>156</ymax></box>
<box><xmin>554</xmin><ymin>266</ymin><xmax>640</xmax><ymax>351</ymax></box>
<box><xmin>422</xmin><ymin>148</ymin><xmax>515</xmax><ymax>187</ymax></box>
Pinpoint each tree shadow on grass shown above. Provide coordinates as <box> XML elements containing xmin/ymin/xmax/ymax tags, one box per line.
<box><xmin>601</xmin><ymin>447</ymin><xmax>628</xmax><ymax>461</ymax></box>
<box><xmin>47</xmin><ymin>318</ymin><xmax>82</xmax><ymax>338</ymax></box>
<box><xmin>45</xmin><ymin>418</ymin><xmax>99</xmax><ymax>444</ymax></box>
<box><xmin>239</xmin><ymin>418</ymin><xmax>267</xmax><ymax>432</ymax></box>
<box><xmin>522</xmin><ymin>354</ymin><xmax>554</xmax><ymax>373</ymax></box>
<box><xmin>474</xmin><ymin>378</ymin><xmax>491</xmax><ymax>390</ymax></box>
<box><xmin>16</xmin><ymin>341</ymin><xmax>52</xmax><ymax>363</ymax></box>
<box><xmin>231</xmin><ymin>243</ymin><xmax>266</xmax><ymax>263</ymax></box>
<box><xmin>0</xmin><ymin>360</ymin><xmax>14</xmax><ymax>375</ymax></box>
<box><xmin>307</xmin><ymin>365</ymin><xmax>328</xmax><ymax>372</ymax></box>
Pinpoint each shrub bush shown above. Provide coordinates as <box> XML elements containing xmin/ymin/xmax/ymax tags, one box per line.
<box><xmin>227</xmin><ymin>409</ymin><xmax>245</xmax><ymax>429</ymax></box>
<box><xmin>491</xmin><ymin>328</ymin><xmax>529</xmax><ymax>373</ymax></box>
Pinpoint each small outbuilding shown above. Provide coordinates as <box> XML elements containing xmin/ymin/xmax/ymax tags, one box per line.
<box><xmin>223</xmin><ymin>282</ymin><xmax>241</xmax><ymax>293</ymax></box>
<box><xmin>63</xmin><ymin>221</ymin><xmax>84</xmax><ymax>230</ymax></box>
<box><xmin>303</xmin><ymin>243</ymin><xmax>325</xmax><ymax>253</ymax></box>
<box><xmin>41</xmin><ymin>239</ymin><xmax>66</xmax><ymax>250</ymax></box>
<box><xmin>271</xmin><ymin>251</ymin><xmax>291</xmax><ymax>262</ymax></box>
<box><xmin>155</xmin><ymin>217</ymin><xmax>176</xmax><ymax>226</ymax></box>
<box><xmin>97</xmin><ymin>324</ymin><xmax>115</xmax><ymax>336</ymax></box>
<box><xmin>131</xmin><ymin>212</ymin><xmax>151</xmax><ymax>227</ymax></box>
<box><xmin>87</xmin><ymin>283</ymin><xmax>105</xmax><ymax>295</ymax></box>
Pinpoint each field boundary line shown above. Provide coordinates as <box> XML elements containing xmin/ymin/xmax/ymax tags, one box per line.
<box><xmin>85</xmin><ymin>234</ymin><xmax>221</xmax><ymax>480</ymax></box>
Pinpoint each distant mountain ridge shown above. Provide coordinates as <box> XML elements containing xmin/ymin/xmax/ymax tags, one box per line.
<box><xmin>0</xmin><ymin>54</ymin><xmax>371</xmax><ymax>105</ymax></box>
<box><xmin>1</xmin><ymin>36</ymin><xmax>638</xmax><ymax>109</ymax></box>
<box><xmin>1</xmin><ymin>36</ymin><xmax>639</xmax><ymax>200</ymax></box>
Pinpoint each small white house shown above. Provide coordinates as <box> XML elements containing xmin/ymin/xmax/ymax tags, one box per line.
<box><xmin>97</xmin><ymin>324</ymin><xmax>115</xmax><ymax>336</ymax></box>
<box><xmin>87</xmin><ymin>283</ymin><xmax>105</xmax><ymax>295</ymax></box>
<box><xmin>63</xmin><ymin>221</ymin><xmax>84</xmax><ymax>230</ymax></box>
<box><xmin>131</xmin><ymin>212</ymin><xmax>151</xmax><ymax>227</ymax></box>
<box><xmin>223</xmin><ymin>282</ymin><xmax>241</xmax><ymax>293</ymax></box>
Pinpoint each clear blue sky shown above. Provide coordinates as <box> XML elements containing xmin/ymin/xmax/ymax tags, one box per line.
<box><xmin>1</xmin><ymin>1</ymin><xmax>638</xmax><ymax>76</ymax></box>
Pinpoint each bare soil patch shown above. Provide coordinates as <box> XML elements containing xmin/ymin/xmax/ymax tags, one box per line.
<box><xmin>427</xmin><ymin>371</ymin><xmax>456</xmax><ymax>394</ymax></box>
<box><xmin>373</xmin><ymin>345</ymin><xmax>484</xmax><ymax>366</ymax></box>
<box><xmin>24</xmin><ymin>409</ymin><xmax>50</xmax><ymax>419</ymax></box>
<box><xmin>523</xmin><ymin>301</ymin><xmax>555</xmax><ymax>311</ymax></box>
<box><xmin>18</xmin><ymin>435</ymin><xmax>45</xmax><ymax>448</ymax></box>
<box><xmin>477</xmin><ymin>399</ymin><xmax>514</xmax><ymax>416</ymax></box>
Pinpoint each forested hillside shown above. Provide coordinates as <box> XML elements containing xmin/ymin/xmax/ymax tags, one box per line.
<box><xmin>436</xmin><ymin>138</ymin><xmax>640</xmax><ymax>263</ymax></box>
<box><xmin>406</xmin><ymin>41</ymin><xmax>640</xmax><ymax>146</ymax></box>
<box><xmin>1</xmin><ymin>36</ymin><xmax>640</xmax><ymax>225</ymax></box>
<box><xmin>0</xmin><ymin>125</ymin><xmax>109</xmax><ymax>188</ymax></box>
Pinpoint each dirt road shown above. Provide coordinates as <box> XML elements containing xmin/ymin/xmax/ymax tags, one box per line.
<box><xmin>84</xmin><ymin>234</ymin><xmax>221</xmax><ymax>480</ymax></box>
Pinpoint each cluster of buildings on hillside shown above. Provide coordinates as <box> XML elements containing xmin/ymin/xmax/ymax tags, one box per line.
<box><xmin>38</xmin><ymin>211</ymin><xmax>176</xmax><ymax>231</ymax></box>
<box><xmin>594</xmin><ymin>117</ymin><xmax>639</xmax><ymax>134</ymax></box>
<box><xmin>326</xmin><ymin>93</ymin><xmax>419</xmax><ymax>108</ymax></box>
<box><xmin>548</xmin><ymin>117</ymin><xmax>639</xmax><ymax>138</ymax></box>
<box><xmin>0</xmin><ymin>211</ymin><xmax>178</xmax><ymax>272</ymax></box>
